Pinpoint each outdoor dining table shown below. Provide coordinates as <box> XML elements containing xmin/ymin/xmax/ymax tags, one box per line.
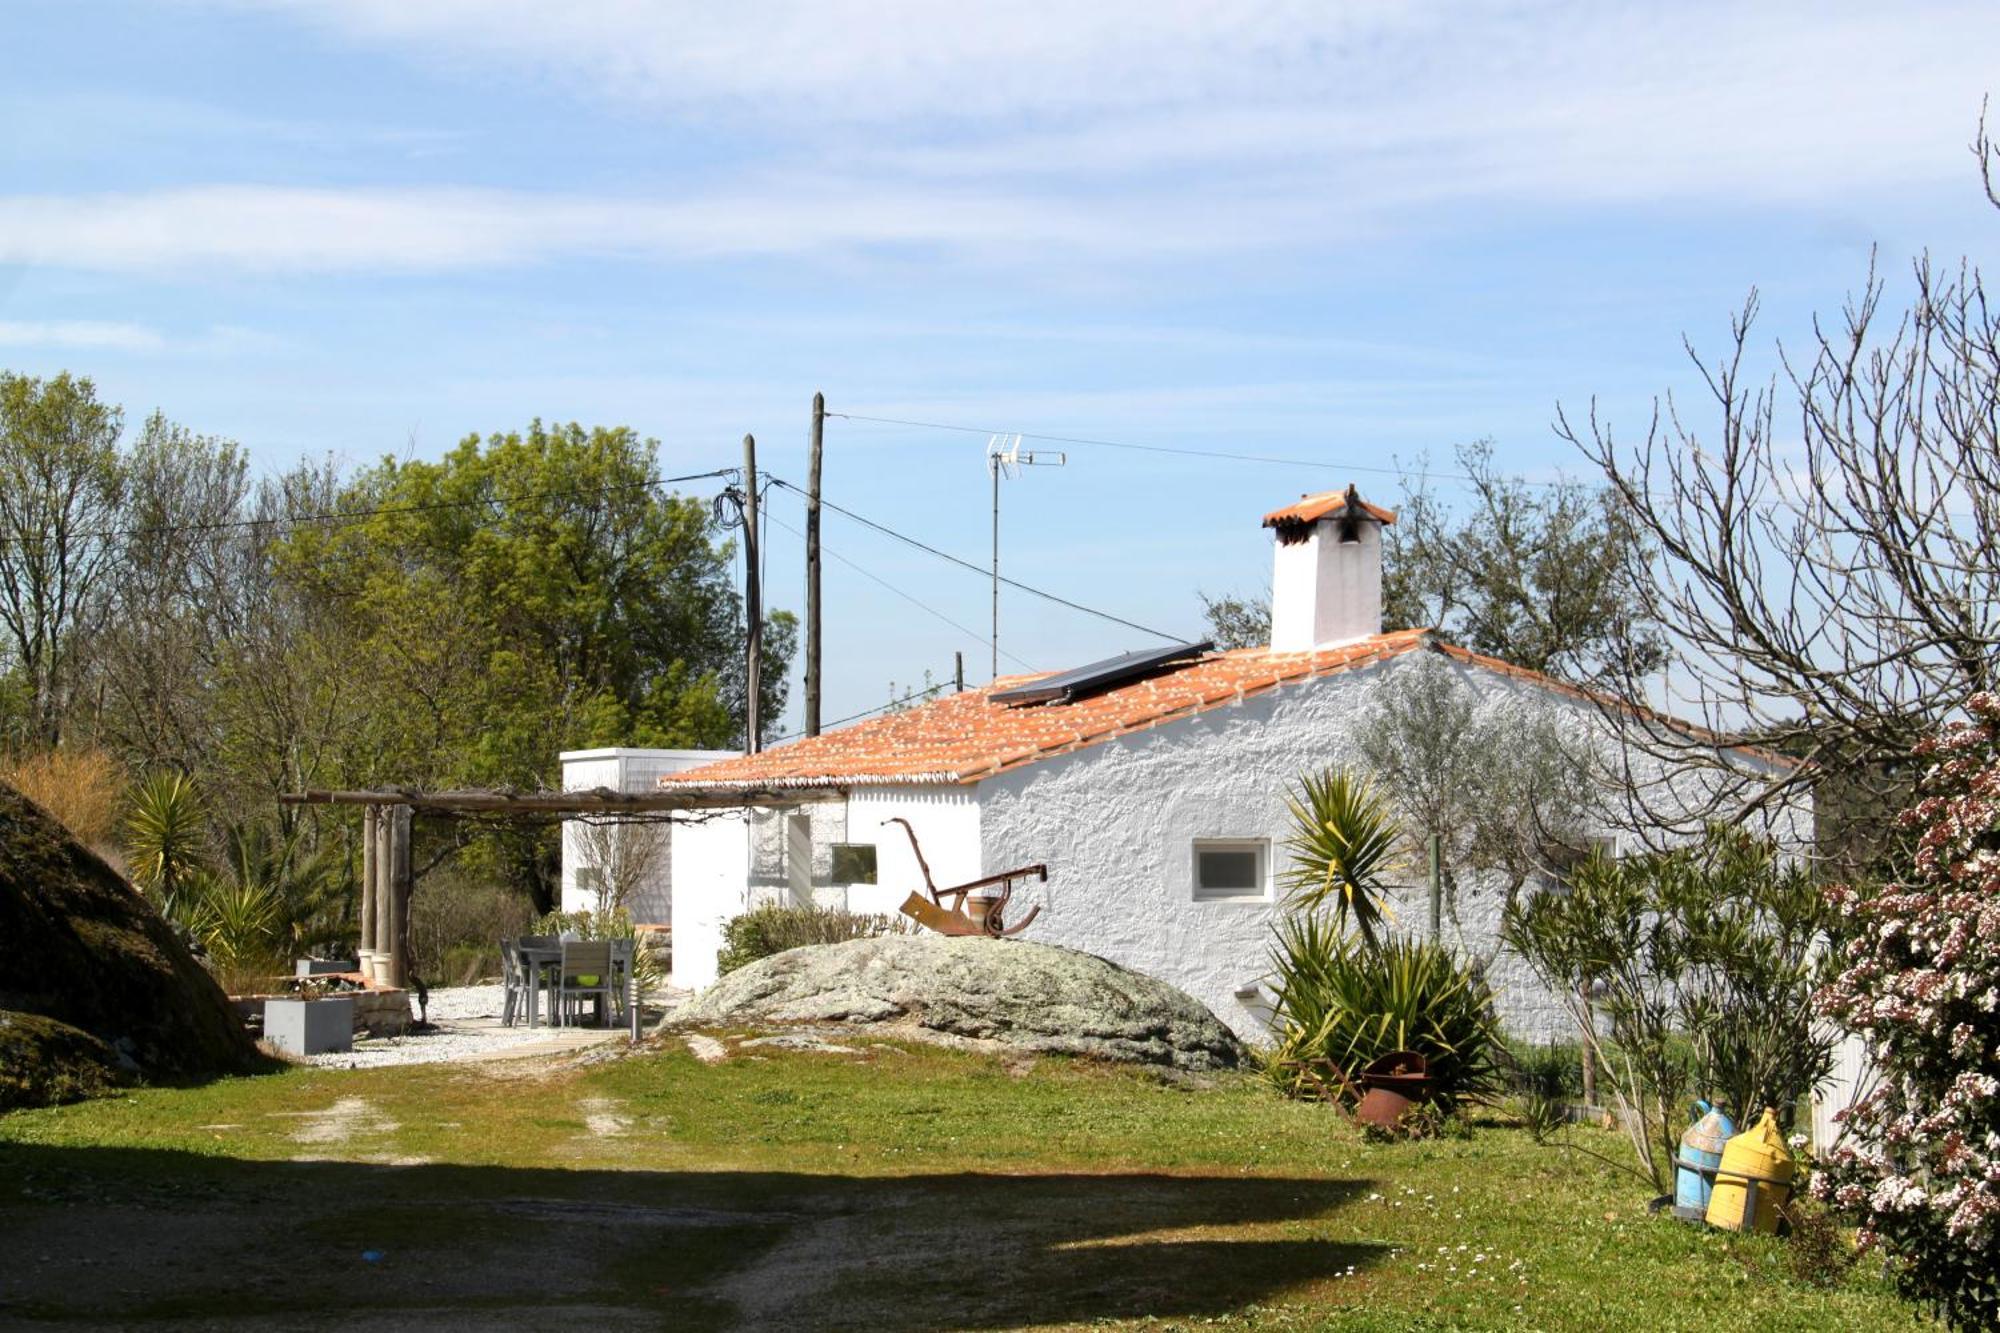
<box><xmin>513</xmin><ymin>940</ymin><xmax>631</xmax><ymax>1028</ymax></box>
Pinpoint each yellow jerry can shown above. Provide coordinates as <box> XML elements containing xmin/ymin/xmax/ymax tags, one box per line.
<box><xmin>1704</xmin><ymin>1106</ymin><xmax>1794</xmax><ymax>1234</ymax></box>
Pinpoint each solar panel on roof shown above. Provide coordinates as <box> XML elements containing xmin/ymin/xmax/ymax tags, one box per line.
<box><xmin>990</xmin><ymin>640</ymin><xmax>1214</xmax><ymax>707</ymax></box>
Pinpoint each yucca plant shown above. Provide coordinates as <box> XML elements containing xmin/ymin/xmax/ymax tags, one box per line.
<box><xmin>125</xmin><ymin>771</ymin><xmax>210</xmax><ymax>927</ymax></box>
<box><xmin>217</xmin><ymin>821</ymin><xmax>349</xmax><ymax>957</ymax></box>
<box><xmin>186</xmin><ymin>873</ymin><xmax>283</xmax><ymax>992</ymax></box>
<box><xmin>1279</xmin><ymin>768</ymin><xmax>1399</xmax><ymax>949</ymax></box>
<box><xmin>1267</xmin><ymin>921</ymin><xmax>1504</xmax><ymax>1106</ymax></box>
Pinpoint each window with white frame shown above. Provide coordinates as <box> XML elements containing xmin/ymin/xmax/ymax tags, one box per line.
<box><xmin>1192</xmin><ymin>838</ymin><xmax>1270</xmax><ymax>902</ymax></box>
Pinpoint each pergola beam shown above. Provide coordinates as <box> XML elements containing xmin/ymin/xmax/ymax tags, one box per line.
<box><xmin>279</xmin><ymin>785</ymin><xmax>841</xmax><ymax>814</ymax></box>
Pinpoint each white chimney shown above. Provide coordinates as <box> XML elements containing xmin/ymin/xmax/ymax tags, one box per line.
<box><xmin>1263</xmin><ymin>484</ymin><xmax>1394</xmax><ymax>652</ymax></box>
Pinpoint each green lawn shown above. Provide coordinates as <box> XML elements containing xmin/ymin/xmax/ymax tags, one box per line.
<box><xmin>0</xmin><ymin>1036</ymin><xmax>1923</xmax><ymax>1331</ymax></box>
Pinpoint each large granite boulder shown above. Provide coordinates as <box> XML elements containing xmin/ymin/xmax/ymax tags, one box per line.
<box><xmin>0</xmin><ymin>783</ymin><xmax>259</xmax><ymax>1109</ymax></box>
<box><xmin>674</xmin><ymin>935</ymin><xmax>1247</xmax><ymax>1071</ymax></box>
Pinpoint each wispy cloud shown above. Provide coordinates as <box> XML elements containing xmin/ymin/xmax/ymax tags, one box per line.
<box><xmin>0</xmin><ymin>320</ymin><xmax>165</xmax><ymax>351</ymax></box>
<box><xmin>12</xmin><ymin>2</ymin><xmax>1995</xmax><ymax>274</ymax></box>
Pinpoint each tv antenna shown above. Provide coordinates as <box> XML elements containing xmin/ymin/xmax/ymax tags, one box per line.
<box><xmin>988</xmin><ymin>434</ymin><xmax>1066</xmax><ymax>679</ymax></box>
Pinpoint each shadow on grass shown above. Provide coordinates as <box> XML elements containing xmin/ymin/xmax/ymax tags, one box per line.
<box><xmin>0</xmin><ymin>1142</ymin><xmax>1382</xmax><ymax>1329</ymax></box>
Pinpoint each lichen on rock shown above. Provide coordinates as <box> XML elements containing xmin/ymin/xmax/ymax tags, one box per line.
<box><xmin>671</xmin><ymin>935</ymin><xmax>1248</xmax><ymax>1071</ymax></box>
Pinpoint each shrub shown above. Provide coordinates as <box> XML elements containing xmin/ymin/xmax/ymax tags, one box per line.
<box><xmin>530</xmin><ymin>905</ymin><xmax>670</xmax><ymax>997</ymax></box>
<box><xmin>125</xmin><ymin>771</ymin><xmax>209</xmax><ymax>922</ymax></box>
<box><xmin>716</xmin><ymin>903</ymin><xmax>906</xmax><ymax>975</ymax></box>
<box><xmin>5</xmin><ymin>746</ymin><xmax>125</xmax><ymax>852</ymax></box>
<box><xmin>1266</xmin><ymin>914</ymin><xmax>1504</xmax><ymax>1107</ymax></box>
<box><xmin>1813</xmin><ymin>693</ymin><xmax>2000</xmax><ymax>1330</ymax></box>
<box><xmin>413</xmin><ymin>873</ymin><xmax>534</xmax><ymax>986</ymax></box>
<box><xmin>1503</xmin><ymin>827</ymin><xmax>1841</xmax><ymax>1191</ymax></box>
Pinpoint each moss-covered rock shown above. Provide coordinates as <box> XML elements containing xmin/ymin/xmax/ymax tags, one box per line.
<box><xmin>0</xmin><ymin>783</ymin><xmax>258</xmax><ymax>1108</ymax></box>
<box><xmin>0</xmin><ymin>1010</ymin><xmax>129</xmax><ymax>1110</ymax></box>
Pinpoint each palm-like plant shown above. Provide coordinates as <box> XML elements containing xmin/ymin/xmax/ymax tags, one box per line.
<box><xmin>1267</xmin><ymin>920</ymin><xmax>1504</xmax><ymax>1105</ymax></box>
<box><xmin>1280</xmin><ymin>768</ymin><xmax>1400</xmax><ymax>949</ymax></box>
<box><xmin>125</xmin><ymin>771</ymin><xmax>209</xmax><ymax>926</ymax></box>
<box><xmin>216</xmin><ymin>821</ymin><xmax>349</xmax><ymax>957</ymax></box>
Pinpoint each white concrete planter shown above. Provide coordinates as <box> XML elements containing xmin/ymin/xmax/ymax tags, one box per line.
<box><xmin>264</xmin><ymin>996</ymin><xmax>355</xmax><ymax>1056</ymax></box>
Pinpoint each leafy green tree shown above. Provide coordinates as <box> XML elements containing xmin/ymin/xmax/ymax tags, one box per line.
<box><xmin>272</xmin><ymin>421</ymin><xmax>791</xmax><ymax>909</ymax></box>
<box><xmin>1383</xmin><ymin>442</ymin><xmax>1661</xmax><ymax>684</ymax></box>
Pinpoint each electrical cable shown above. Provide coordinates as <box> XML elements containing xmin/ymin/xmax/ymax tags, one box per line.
<box><xmin>825</xmin><ymin>409</ymin><xmax>1575</xmax><ymax>488</ymax></box>
<box><xmin>765</xmin><ymin>476</ymin><xmax>1181</xmax><ymax>642</ymax></box>
<box><xmin>0</xmin><ymin>466</ymin><xmax>742</xmax><ymax>550</ymax></box>
<box><xmin>763</xmin><ymin>506</ymin><xmax>1034</xmax><ymax>670</ymax></box>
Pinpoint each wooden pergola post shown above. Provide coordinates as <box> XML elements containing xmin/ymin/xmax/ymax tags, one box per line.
<box><xmin>388</xmin><ymin>804</ymin><xmax>413</xmax><ymax>989</ymax></box>
<box><xmin>359</xmin><ymin>805</ymin><xmax>378</xmax><ymax>958</ymax></box>
<box><xmin>375</xmin><ymin>806</ymin><xmax>397</xmax><ymax>983</ymax></box>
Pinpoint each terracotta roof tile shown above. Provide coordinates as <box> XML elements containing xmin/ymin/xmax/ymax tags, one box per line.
<box><xmin>663</xmin><ymin>630</ymin><xmax>1432</xmax><ymax>789</ymax></box>
<box><xmin>1262</xmin><ymin>486</ymin><xmax>1398</xmax><ymax>529</ymax></box>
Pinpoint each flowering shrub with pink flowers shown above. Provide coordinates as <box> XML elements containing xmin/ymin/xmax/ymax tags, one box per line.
<box><xmin>1814</xmin><ymin>692</ymin><xmax>2000</xmax><ymax>1330</ymax></box>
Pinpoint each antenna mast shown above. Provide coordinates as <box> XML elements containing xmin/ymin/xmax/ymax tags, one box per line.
<box><xmin>987</xmin><ymin>434</ymin><xmax>1066</xmax><ymax>680</ymax></box>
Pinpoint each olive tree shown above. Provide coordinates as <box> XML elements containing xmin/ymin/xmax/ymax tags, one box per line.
<box><xmin>1352</xmin><ymin>648</ymin><xmax>1599</xmax><ymax>946</ymax></box>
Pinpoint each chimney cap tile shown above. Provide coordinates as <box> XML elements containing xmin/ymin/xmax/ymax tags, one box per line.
<box><xmin>1262</xmin><ymin>484</ymin><xmax>1397</xmax><ymax>529</ymax></box>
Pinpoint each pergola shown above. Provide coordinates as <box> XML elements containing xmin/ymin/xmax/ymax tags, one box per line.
<box><xmin>279</xmin><ymin>784</ymin><xmax>835</xmax><ymax>990</ymax></box>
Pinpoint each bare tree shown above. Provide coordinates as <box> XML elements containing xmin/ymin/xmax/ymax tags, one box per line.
<box><xmin>0</xmin><ymin>372</ymin><xmax>125</xmax><ymax>745</ymax></box>
<box><xmin>571</xmin><ymin>817</ymin><xmax>672</xmax><ymax>918</ymax></box>
<box><xmin>1557</xmin><ymin>114</ymin><xmax>2000</xmax><ymax>851</ymax></box>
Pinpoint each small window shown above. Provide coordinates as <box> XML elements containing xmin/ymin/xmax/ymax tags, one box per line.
<box><xmin>831</xmin><ymin>843</ymin><xmax>878</xmax><ymax>884</ymax></box>
<box><xmin>1193</xmin><ymin>839</ymin><xmax>1269</xmax><ymax>902</ymax></box>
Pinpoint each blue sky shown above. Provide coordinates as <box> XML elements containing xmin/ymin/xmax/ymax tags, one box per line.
<box><xmin>4</xmin><ymin>1</ymin><xmax>1998</xmax><ymax>734</ymax></box>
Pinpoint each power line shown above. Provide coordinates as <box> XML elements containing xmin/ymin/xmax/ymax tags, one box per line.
<box><xmin>0</xmin><ymin>467</ymin><xmax>741</xmax><ymax>551</ymax></box>
<box><xmin>763</xmin><ymin>506</ymin><xmax>1034</xmax><ymax>671</ymax></box>
<box><xmin>825</xmin><ymin>409</ymin><xmax>1575</xmax><ymax>489</ymax></box>
<box><xmin>765</xmin><ymin>476</ymin><xmax>1181</xmax><ymax>643</ymax></box>
<box><xmin>767</xmin><ymin>678</ymin><xmax>953</xmax><ymax>743</ymax></box>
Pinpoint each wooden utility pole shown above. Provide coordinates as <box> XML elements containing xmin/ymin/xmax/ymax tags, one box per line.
<box><xmin>954</xmin><ymin>651</ymin><xmax>964</xmax><ymax>693</ymax></box>
<box><xmin>805</xmin><ymin>392</ymin><xmax>824</xmax><ymax>736</ymax></box>
<box><xmin>742</xmin><ymin>433</ymin><xmax>762</xmax><ymax>754</ymax></box>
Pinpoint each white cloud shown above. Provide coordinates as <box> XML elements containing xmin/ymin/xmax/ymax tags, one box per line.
<box><xmin>0</xmin><ymin>320</ymin><xmax>165</xmax><ymax>351</ymax></box>
<box><xmin>0</xmin><ymin>177</ymin><xmax>1327</xmax><ymax>273</ymax></box>
<box><xmin>254</xmin><ymin>0</ymin><xmax>1996</xmax><ymax>195</ymax></box>
<box><xmin>11</xmin><ymin>1</ymin><xmax>1995</xmax><ymax>274</ymax></box>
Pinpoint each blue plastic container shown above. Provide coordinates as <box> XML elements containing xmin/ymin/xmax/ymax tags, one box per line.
<box><xmin>1673</xmin><ymin>1100</ymin><xmax>1735</xmax><ymax>1221</ymax></box>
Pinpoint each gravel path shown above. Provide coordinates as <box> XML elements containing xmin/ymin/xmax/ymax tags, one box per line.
<box><xmin>299</xmin><ymin>985</ymin><xmax>650</xmax><ymax>1070</ymax></box>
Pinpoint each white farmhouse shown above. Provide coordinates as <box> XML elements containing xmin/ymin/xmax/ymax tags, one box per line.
<box><xmin>647</xmin><ymin>487</ymin><xmax>1802</xmax><ymax>1042</ymax></box>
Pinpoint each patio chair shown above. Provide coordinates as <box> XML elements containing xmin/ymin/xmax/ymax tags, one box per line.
<box><xmin>499</xmin><ymin>938</ymin><xmax>529</xmax><ymax>1027</ymax></box>
<box><xmin>555</xmin><ymin>940</ymin><xmax>616</xmax><ymax>1028</ymax></box>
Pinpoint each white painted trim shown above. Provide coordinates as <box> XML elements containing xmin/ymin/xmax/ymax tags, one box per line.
<box><xmin>1191</xmin><ymin>837</ymin><xmax>1272</xmax><ymax>903</ymax></box>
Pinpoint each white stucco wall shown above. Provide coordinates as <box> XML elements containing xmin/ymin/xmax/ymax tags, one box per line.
<box><xmin>668</xmin><ymin>810</ymin><xmax>751</xmax><ymax>990</ymax></box>
<box><xmin>660</xmin><ymin>652</ymin><xmax>1808</xmax><ymax>1049</ymax></box>
<box><xmin>740</xmin><ymin>786</ymin><xmax>982</xmax><ymax>918</ymax></box>
<box><xmin>558</xmin><ymin>748</ymin><xmax>733</xmax><ymax>920</ymax></box>
<box><xmin>978</xmin><ymin>652</ymin><xmax>1808</xmax><ymax>1044</ymax></box>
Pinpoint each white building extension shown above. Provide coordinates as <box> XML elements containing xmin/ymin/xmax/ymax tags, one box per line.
<box><xmin>649</xmin><ymin>487</ymin><xmax>1805</xmax><ymax>1041</ymax></box>
<box><xmin>557</xmin><ymin>748</ymin><xmax>734</xmax><ymax>923</ymax></box>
